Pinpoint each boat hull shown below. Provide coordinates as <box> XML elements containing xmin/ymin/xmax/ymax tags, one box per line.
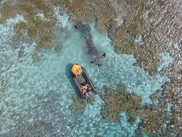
<box><xmin>71</xmin><ymin>65</ymin><xmax>97</xmax><ymax>99</ymax></box>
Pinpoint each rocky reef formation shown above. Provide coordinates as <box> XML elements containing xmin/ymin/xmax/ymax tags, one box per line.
<box><xmin>101</xmin><ymin>83</ymin><xmax>179</xmax><ymax>136</ymax></box>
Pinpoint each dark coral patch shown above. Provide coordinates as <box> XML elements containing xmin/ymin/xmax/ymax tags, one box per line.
<box><xmin>101</xmin><ymin>83</ymin><xmax>176</xmax><ymax>136</ymax></box>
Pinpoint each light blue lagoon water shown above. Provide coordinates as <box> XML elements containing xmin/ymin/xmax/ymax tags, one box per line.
<box><xmin>158</xmin><ymin>52</ymin><xmax>175</xmax><ymax>72</ymax></box>
<box><xmin>0</xmin><ymin>13</ymin><xmax>169</xmax><ymax>136</ymax></box>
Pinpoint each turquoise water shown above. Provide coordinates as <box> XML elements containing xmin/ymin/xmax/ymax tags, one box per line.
<box><xmin>0</xmin><ymin>13</ymin><xmax>169</xmax><ymax>136</ymax></box>
<box><xmin>158</xmin><ymin>52</ymin><xmax>175</xmax><ymax>72</ymax></box>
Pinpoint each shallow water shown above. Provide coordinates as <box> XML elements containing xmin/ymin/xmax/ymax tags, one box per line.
<box><xmin>0</xmin><ymin>13</ymin><xmax>170</xmax><ymax>136</ymax></box>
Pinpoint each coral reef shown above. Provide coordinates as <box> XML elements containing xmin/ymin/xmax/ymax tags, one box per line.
<box><xmin>87</xmin><ymin>96</ymin><xmax>95</xmax><ymax>104</ymax></box>
<box><xmin>101</xmin><ymin>83</ymin><xmax>142</xmax><ymax>123</ymax></box>
<box><xmin>61</xmin><ymin>0</ymin><xmax>181</xmax><ymax>76</ymax></box>
<box><xmin>62</xmin><ymin>1</ymin><xmax>182</xmax><ymax>135</ymax></box>
<box><xmin>69</xmin><ymin>93</ymin><xmax>95</xmax><ymax>115</ymax></box>
<box><xmin>1</xmin><ymin>0</ymin><xmax>180</xmax><ymax>74</ymax></box>
<box><xmin>1</xmin><ymin>0</ymin><xmax>175</xmax><ymax>74</ymax></box>
<box><xmin>108</xmin><ymin>0</ymin><xmax>182</xmax><ymax>75</ymax></box>
<box><xmin>60</xmin><ymin>0</ymin><xmax>160</xmax><ymax>74</ymax></box>
<box><xmin>162</xmin><ymin>78</ymin><xmax>182</xmax><ymax>136</ymax></box>
<box><xmin>101</xmin><ymin>83</ymin><xmax>178</xmax><ymax>136</ymax></box>
<box><xmin>108</xmin><ymin>0</ymin><xmax>160</xmax><ymax>75</ymax></box>
<box><xmin>69</xmin><ymin>93</ymin><xmax>86</xmax><ymax>115</ymax></box>
<box><xmin>61</xmin><ymin>0</ymin><xmax>116</xmax><ymax>33</ymax></box>
<box><xmin>0</xmin><ymin>0</ymin><xmax>62</xmax><ymax>50</ymax></box>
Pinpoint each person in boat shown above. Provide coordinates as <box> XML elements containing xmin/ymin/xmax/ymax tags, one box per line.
<box><xmin>81</xmin><ymin>85</ymin><xmax>89</xmax><ymax>98</ymax></box>
<box><xmin>74</xmin><ymin>22</ymin><xmax>106</xmax><ymax>66</ymax></box>
<box><xmin>81</xmin><ymin>85</ymin><xmax>87</xmax><ymax>95</ymax></box>
<box><xmin>81</xmin><ymin>84</ymin><xmax>92</xmax><ymax>98</ymax></box>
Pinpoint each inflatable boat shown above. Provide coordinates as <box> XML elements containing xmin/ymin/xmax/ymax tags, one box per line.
<box><xmin>71</xmin><ymin>64</ymin><xmax>97</xmax><ymax>99</ymax></box>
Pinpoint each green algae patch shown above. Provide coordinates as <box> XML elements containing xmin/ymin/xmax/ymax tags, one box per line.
<box><xmin>101</xmin><ymin>83</ymin><xmax>175</xmax><ymax>135</ymax></box>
